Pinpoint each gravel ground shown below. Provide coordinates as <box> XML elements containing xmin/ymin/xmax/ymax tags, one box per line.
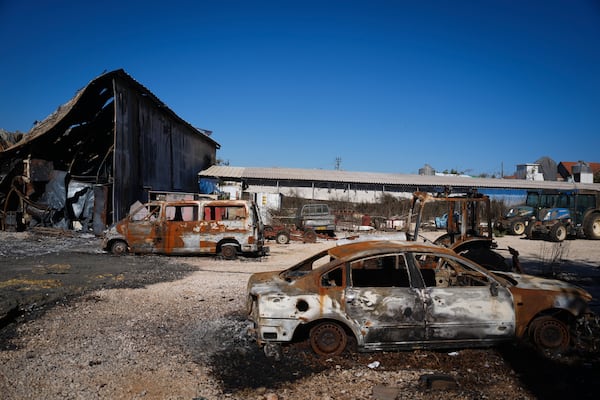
<box><xmin>0</xmin><ymin>229</ymin><xmax>599</xmax><ymax>399</ymax></box>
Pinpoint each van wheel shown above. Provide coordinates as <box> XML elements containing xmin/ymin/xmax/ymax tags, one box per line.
<box><xmin>550</xmin><ymin>223</ymin><xmax>567</xmax><ymax>242</ymax></box>
<box><xmin>220</xmin><ymin>245</ymin><xmax>238</xmax><ymax>260</ymax></box>
<box><xmin>309</xmin><ymin>322</ymin><xmax>347</xmax><ymax>357</ymax></box>
<box><xmin>530</xmin><ymin>316</ymin><xmax>570</xmax><ymax>353</ymax></box>
<box><xmin>110</xmin><ymin>240</ymin><xmax>128</xmax><ymax>255</ymax></box>
<box><xmin>276</xmin><ymin>231</ymin><xmax>290</xmax><ymax>244</ymax></box>
<box><xmin>583</xmin><ymin>214</ymin><xmax>600</xmax><ymax>239</ymax></box>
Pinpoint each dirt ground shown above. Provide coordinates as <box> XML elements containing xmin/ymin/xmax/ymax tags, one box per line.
<box><xmin>0</xmin><ymin>228</ymin><xmax>599</xmax><ymax>399</ymax></box>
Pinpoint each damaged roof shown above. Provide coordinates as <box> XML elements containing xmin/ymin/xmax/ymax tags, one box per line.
<box><xmin>0</xmin><ymin>69</ymin><xmax>218</xmax><ymax>162</ymax></box>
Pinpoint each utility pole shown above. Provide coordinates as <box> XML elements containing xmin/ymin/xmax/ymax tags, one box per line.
<box><xmin>335</xmin><ymin>157</ymin><xmax>341</xmax><ymax>170</ymax></box>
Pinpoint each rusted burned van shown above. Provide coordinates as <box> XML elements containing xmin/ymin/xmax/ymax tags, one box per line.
<box><xmin>102</xmin><ymin>199</ymin><xmax>267</xmax><ymax>259</ymax></box>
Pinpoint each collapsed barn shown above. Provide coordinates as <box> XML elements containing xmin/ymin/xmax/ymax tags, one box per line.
<box><xmin>0</xmin><ymin>69</ymin><xmax>219</xmax><ymax>234</ymax></box>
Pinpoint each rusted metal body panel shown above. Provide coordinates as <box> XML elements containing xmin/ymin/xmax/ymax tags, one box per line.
<box><xmin>247</xmin><ymin>240</ymin><xmax>593</xmax><ymax>356</ymax></box>
<box><xmin>102</xmin><ymin>199</ymin><xmax>267</xmax><ymax>257</ymax></box>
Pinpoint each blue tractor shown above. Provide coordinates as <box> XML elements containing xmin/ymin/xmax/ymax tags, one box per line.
<box><xmin>525</xmin><ymin>189</ymin><xmax>600</xmax><ymax>242</ymax></box>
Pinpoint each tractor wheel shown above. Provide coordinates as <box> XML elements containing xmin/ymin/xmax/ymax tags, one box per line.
<box><xmin>525</xmin><ymin>222</ymin><xmax>536</xmax><ymax>239</ymax></box>
<box><xmin>110</xmin><ymin>240</ymin><xmax>128</xmax><ymax>255</ymax></box>
<box><xmin>309</xmin><ymin>322</ymin><xmax>348</xmax><ymax>357</ymax></box>
<box><xmin>276</xmin><ymin>231</ymin><xmax>290</xmax><ymax>244</ymax></box>
<box><xmin>510</xmin><ymin>221</ymin><xmax>526</xmax><ymax>236</ymax></box>
<box><xmin>549</xmin><ymin>223</ymin><xmax>567</xmax><ymax>242</ymax></box>
<box><xmin>529</xmin><ymin>316</ymin><xmax>570</xmax><ymax>354</ymax></box>
<box><xmin>264</xmin><ymin>225</ymin><xmax>275</xmax><ymax>239</ymax></box>
<box><xmin>583</xmin><ymin>213</ymin><xmax>600</xmax><ymax>240</ymax></box>
<box><xmin>303</xmin><ymin>229</ymin><xmax>317</xmax><ymax>243</ymax></box>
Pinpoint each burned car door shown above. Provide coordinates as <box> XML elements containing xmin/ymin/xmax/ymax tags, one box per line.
<box><xmin>125</xmin><ymin>204</ymin><xmax>164</xmax><ymax>253</ymax></box>
<box><xmin>344</xmin><ymin>254</ymin><xmax>426</xmax><ymax>349</ymax></box>
<box><xmin>413</xmin><ymin>252</ymin><xmax>515</xmax><ymax>344</ymax></box>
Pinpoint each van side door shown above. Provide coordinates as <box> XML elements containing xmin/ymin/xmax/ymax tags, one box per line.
<box><xmin>164</xmin><ymin>203</ymin><xmax>201</xmax><ymax>254</ymax></box>
<box><xmin>125</xmin><ymin>204</ymin><xmax>164</xmax><ymax>254</ymax></box>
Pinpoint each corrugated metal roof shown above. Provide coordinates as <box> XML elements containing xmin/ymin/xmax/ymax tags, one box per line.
<box><xmin>199</xmin><ymin>165</ymin><xmax>600</xmax><ymax>191</ymax></box>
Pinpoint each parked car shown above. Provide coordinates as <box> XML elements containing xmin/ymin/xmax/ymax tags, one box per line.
<box><xmin>247</xmin><ymin>240</ymin><xmax>594</xmax><ymax>358</ymax></box>
<box><xmin>102</xmin><ymin>199</ymin><xmax>268</xmax><ymax>259</ymax></box>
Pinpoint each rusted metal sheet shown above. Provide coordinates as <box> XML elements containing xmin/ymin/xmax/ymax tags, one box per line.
<box><xmin>102</xmin><ymin>199</ymin><xmax>268</xmax><ymax>258</ymax></box>
<box><xmin>247</xmin><ymin>240</ymin><xmax>593</xmax><ymax>357</ymax></box>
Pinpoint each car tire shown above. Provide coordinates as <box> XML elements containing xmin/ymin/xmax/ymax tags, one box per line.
<box><xmin>110</xmin><ymin>240</ymin><xmax>128</xmax><ymax>255</ymax></box>
<box><xmin>530</xmin><ymin>316</ymin><xmax>570</xmax><ymax>354</ymax></box>
<box><xmin>583</xmin><ymin>213</ymin><xmax>600</xmax><ymax>240</ymax></box>
<box><xmin>309</xmin><ymin>322</ymin><xmax>348</xmax><ymax>357</ymax></box>
<box><xmin>550</xmin><ymin>223</ymin><xmax>567</xmax><ymax>242</ymax></box>
<box><xmin>510</xmin><ymin>221</ymin><xmax>526</xmax><ymax>236</ymax></box>
<box><xmin>276</xmin><ymin>231</ymin><xmax>290</xmax><ymax>244</ymax></box>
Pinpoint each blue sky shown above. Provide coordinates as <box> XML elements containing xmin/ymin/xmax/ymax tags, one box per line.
<box><xmin>1</xmin><ymin>1</ymin><xmax>599</xmax><ymax>176</ymax></box>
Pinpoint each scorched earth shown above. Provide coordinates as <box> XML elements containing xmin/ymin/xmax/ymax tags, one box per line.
<box><xmin>0</xmin><ymin>229</ymin><xmax>599</xmax><ymax>399</ymax></box>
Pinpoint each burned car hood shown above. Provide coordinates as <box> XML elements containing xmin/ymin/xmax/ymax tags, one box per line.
<box><xmin>247</xmin><ymin>271</ymin><xmax>294</xmax><ymax>295</ymax></box>
<box><xmin>498</xmin><ymin>272</ymin><xmax>592</xmax><ymax>301</ymax></box>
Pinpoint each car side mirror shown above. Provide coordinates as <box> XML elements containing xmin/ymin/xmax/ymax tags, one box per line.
<box><xmin>490</xmin><ymin>282</ymin><xmax>499</xmax><ymax>297</ymax></box>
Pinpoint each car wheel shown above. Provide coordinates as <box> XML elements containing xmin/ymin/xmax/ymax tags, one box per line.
<box><xmin>220</xmin><ymin>244</ymin><xmax>238</xmax><ymax>260</ymax></box>
<box><xmin>276</xmin><ymin>231</ymin><xmax>290</xmax><ymax>244</ymax></box>
<box><xmin>511</xmin><ymin>221</ymin><xmax>526</xmax><ymax>236</ymax></box>
<box><xmin>550</xmin><ymin>223</ymin><xmax>567</xmax><ymax>242</ymax></box>
<box><xmin>530</xmin><ymin>316</ymin><xmax>570</xmax><ymax>353</ymax></box>
<box><xmin>110</xmin><ymin>240</ymin><xmax>128</xmax><ymax>255</ymax></box>
<box><xmin>583</xmin><ymin>213</ymin><xmax>600</xmax><ymax>239</ymax></box>
<box><xmin>309</xmin><ymin>322</ymin><xmax>348</xmax><ymax>357</ymax></box>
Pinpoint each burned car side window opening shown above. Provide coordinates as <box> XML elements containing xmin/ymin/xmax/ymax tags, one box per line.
<box><xmin>166</xmin><ymin>205</ymin><xmax>198</xmax><ymax>222</ymax></box>
<box><xmin>131</xmin><ymin>205</ymin><xmax>160</xmax><ymax>221</ymax></box>
<box><xmin>203</xmin><ymin>205</ymin><xmax>246</xmax><ymax>221</ymax></box>
<box><xmin>321</xmin><ymin>266</ymin><xmax>344</xmax><ymax>287</ymax></box>
<box><xmin>414</xmin><ymin>253</ymin><xmax>490</xmax><ymax>288</ymax></box>
<box><xmin>349</xmin><ymin>254</ymin><xmax>410</xmax><ymax>288</ymax></box>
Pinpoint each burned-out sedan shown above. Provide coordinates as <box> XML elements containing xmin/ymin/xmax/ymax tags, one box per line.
<box><xmin>247</xmin><ymin>240</ymin><xmax>593</xmax><ymax>357</ymax></box>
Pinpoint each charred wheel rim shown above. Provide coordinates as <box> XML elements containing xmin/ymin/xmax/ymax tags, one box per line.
<box><xmin>221</xmin><ymin>245</ymin><xmax>237</xmax><ymax>259</ymax></box>
<box><xmin>531</xmin><ymin>316</ymin><xmax>570</xmax><ymax>351</ymax></box>
<box><xmin>309</xmin><ymin>322</ymin><xmax>347</xmax><ymax>356</ymax></box>
<box><xmin>111</xmin><ymin>240</ymin><xmax>128</xmax><ymax>255</ymax></box>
